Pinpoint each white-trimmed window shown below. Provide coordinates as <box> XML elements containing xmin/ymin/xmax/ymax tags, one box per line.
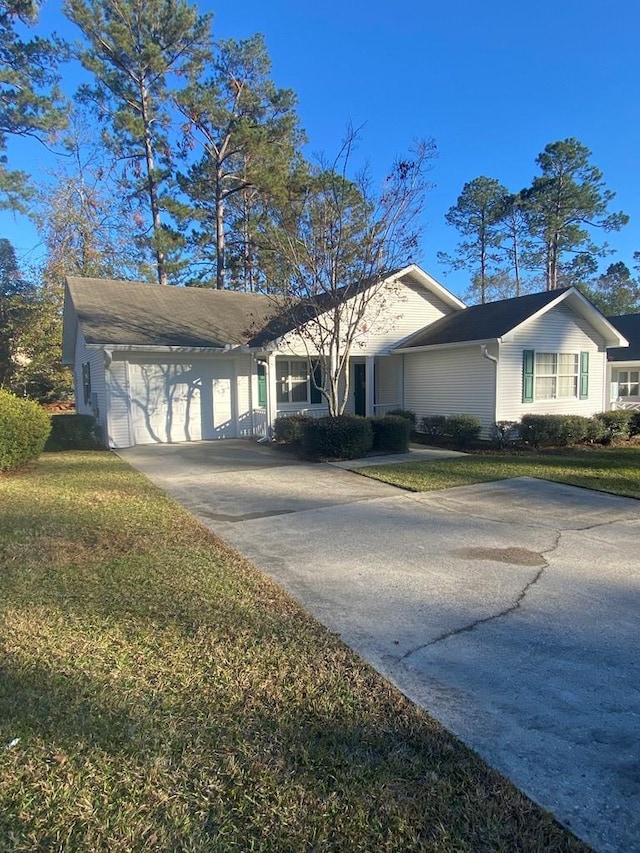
<box><xmin>535</xmin><ymin>352</ymin><xmax>579</xmax><ymax>399</ymax></box>
<box><xmin>276</xmin><ymin>360</ymin><xmax>322</xmax><ymax>405</ymax></box>
<box><xmin>523</xmin><ymin>350</ymin><xmax>589</xmax><ymax>403</ymax></box>
<box><xmin>617</xmin><ymin>370</ymin><xmax>639</xmax><ymax>397</ymax></box>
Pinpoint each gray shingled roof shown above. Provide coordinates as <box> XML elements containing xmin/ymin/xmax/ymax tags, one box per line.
<box><xmin>607</xmin><ymin>313</ymin><xmax>640</xmax><ymax>361</ymax></box>
<box><xmin>66</xmin><ymin>277</ymin><xmax>277</xmax><ymax>348</ymax></box>
<box><xmin>397</xmin><ymin>288</ymin><xmax>571</xmax><ymax>349</ymax></box>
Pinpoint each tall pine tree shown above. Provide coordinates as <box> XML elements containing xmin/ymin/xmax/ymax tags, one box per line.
<box><xmin>64</xmin><ymin>0</ymin><xmax>211</xmax><ymax>285</ymax></box>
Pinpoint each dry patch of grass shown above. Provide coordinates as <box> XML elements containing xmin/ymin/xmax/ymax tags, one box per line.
<box><xmin>0</xmin><ymin>452</ymin><xmax>589</xmax><ymax>852</ymax></box>
<box><xmin>362</xmin><ymin>446</ymin><xmax>640</xmax><ymax>498</ymax></box>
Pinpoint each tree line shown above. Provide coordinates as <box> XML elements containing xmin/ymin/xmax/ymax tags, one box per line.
<box><xmin>0</xmin><ymin>0</ymin><xmax>638</xmax><ymax>404</ymax></box>
<box><xmin>438</xmin><ymin>139</ymin><xmax>639</xmax><ymax>313</ymax></box>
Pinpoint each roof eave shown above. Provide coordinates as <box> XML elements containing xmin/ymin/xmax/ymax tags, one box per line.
<box><xmin>503</xmin><ymin>287</ymin><xmax>629</xmax><ymax>347</ymax></box>
<box><xmin>394</xmin><ymin>264</ymin><xmax>467</xmax><ymax>310</ymax></box>
<box><xmin>394</xmin><ymin>337</ymin><xmax>499</xmax><ymax>354</ymax></box>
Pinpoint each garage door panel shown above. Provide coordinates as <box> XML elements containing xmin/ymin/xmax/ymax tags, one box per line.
<box><xmin>129</xmin><ymin>362</ymin><xmax>204</xmax><ymax>444</ymax></box>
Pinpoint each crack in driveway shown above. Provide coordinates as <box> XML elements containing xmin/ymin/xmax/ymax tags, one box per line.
<box><xmin>400</xmin><ymin>529</ymin><xmax>563</xmax><ymax>661</ymax></box>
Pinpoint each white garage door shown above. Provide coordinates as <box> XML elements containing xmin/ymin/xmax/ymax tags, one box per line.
<box><xmin>128</xmin><ymin>361</ymin><xmax>235</xmax><ymax>444</ymax></box>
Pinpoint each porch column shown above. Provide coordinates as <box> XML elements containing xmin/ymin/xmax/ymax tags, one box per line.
<box><xmin>266</xmin><ymin>353</ymin><xmax>278</xmax><ymax>435</ymax></box>
<box><xmin>365</xmin><ymin>355</ymin><xmax>375</xmax><ymax>417</ymax></box>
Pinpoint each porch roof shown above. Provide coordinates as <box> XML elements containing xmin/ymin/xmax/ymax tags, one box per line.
<box><xmin>607</xmin><ymin>314</ymin><xmax>640</xmax><ymax>361</ymax></box>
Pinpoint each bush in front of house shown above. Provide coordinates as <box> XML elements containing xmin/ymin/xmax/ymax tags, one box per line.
<box><xmin>0</xmin><ymin>389</ymin><xmax>51</xmax><ymax>472</ymax></box>
<box><xmin>385</xmin><ymin>408</ymin><xmax>417</xmax><ymax>428</ymax></box>
<box><xmin>419</xmin><ymin>415</ymin><xmax>448</xmax><ymax>443</ymax></box>
<box><xmin>301</xmin><ymin>415</ymin><xmax>373</xmax><ymax>461</ymax></box>
<box><xmin>45</xmin><ymin>414</ymin><xmax>101</xmax><ymax>450</ymax></box>
<box><xmin>520</xmin><ymin>413</ymin><xmax>602</xmax><ymax>447</ymax></box>
<box><xmin>445</xmin><ymin>414</ymin><xmax>482</xmax><ymax>448</ymax></box>
<box><xmin>519</xmin><ymin>414</ymin><xmax>569</xmax><ymax>447</ymax></box>
<box><xmin>593</xmin><ymin>410</ymin><xmax>633</xmax><ymax>444</ymax></box>
<box><xmin>369</xmin><ymin>415</ymin><xmax>411</xmax><ymax>454</ymax></box>
<box><xmin>274</xmin><ymin>415</ymin><xmax>312</xmax><ymax>445</ymax></box>
<box><xmin>629</xmin><ymin>410</ymin><xmax>640</xmax><ymax>437</ymax></box>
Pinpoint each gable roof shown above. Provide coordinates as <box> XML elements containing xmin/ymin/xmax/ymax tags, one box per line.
<box><xmin>395</xmin><ymin>287</ymin><xmax>628</xmax><ymax>351</ymax></box>
<box><xmin>63</xmin><ymin>265</ymin><xmax>466</xmax><ymax>357</ymax></box>
<box><xmin>64</xmin><ymin>277</ymin><xmax>277</xmax><ymax>353</ymax></box>
<box><xmin>607</xmin><ymin>313</ymin><xmax>640</xmax><ymax>361</ymax></box>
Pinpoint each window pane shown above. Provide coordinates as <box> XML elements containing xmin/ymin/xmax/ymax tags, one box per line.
<box><xmin>558</xmin><ymin>353</ymin><xmax>578</xmax><ymax>373</ymax></box>
<box><xmin>289</xmin><ymin>360</ymin><xmax>308</xmax><ymax>403</ymax></box>
<box><xmin>276</xmin><ymin>362</ymin><xmax>289</xmax><ymax>403</ymax></box>
<box><xmin>535</xmin><ymin>353</ymin><xmax>556</xmax><ymax>374</ymax></box>
<box><xmin>618</xmin><ymin>371</ymin><xmax>629</xmax><ymax>384</ymax></box>
<box><xmin>558</xmin><ymin>376</ymin><xmax>578</xmax><ymax>397</ymax></box>
<box><xmin>631</xmin><ymin>371</ymin><xmax>640</xmax><ymax>384</ymax></box>
<box><xmin>631</xmin><ymin>384</ymin><xmax>640</xmax><ymax>396</ymax></box>
<box><xmin>619</xmin><ymin>383</ymin><xmax>630</xmax><ymax>397</ymax></box>
<box><xmin>535</xmin><ymin>376</ymin><xmax>556</xmax><ymax>398</ymax></box>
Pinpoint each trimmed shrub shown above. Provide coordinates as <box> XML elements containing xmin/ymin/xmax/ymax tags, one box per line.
<box><xmin>593</xmin><ymin>410</ymin><xmax>633</xmax><ymax>444</ymax></box>
<box><xmin>420</xmin><ymin>415</ymin><xmax>448</xmax><ymax>443</ymax></box>
<box><xmin>445</xmin><ymin>414</ymin><xmax>482</xmax><ymax>448</ymax></box>
<box><xmin>370</xmin><ymin>415</ymin><xmax>411</xmax><ymax>454</ymax></box>
<box><xmin>301</xmin><ymin>415</ymin><xmax>373</xmax><ymax>461</ymax></box>
<box><xmin>274</xmin><ymin>415</ymin><xmax>312</xmax><ymax>444</ymax></box>
<box><xmin>45</xmin><ymin>414</ymin><xmax>101</xmax><ymax>450</ymax></box>
<box><xmin>520</xmin><ymin>414</ymin><xmax>566</xmax><ymax>448</ymax></box>
<box><xmin>0</xmin><ymin>389</ymin><xmax>51</xmax><ymax>472</ymax></box>
<box><xmin>385</xmin><ymin>408</ymin><xmax>417</xmax><ymax>428</ymax></box>
<box><xmin>520</xmin><ymin>413</ymin><xmax>597</xmax><ymax>447</ymax></box>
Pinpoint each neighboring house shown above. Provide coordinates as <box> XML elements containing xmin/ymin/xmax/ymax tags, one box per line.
<box><xmin>606</xmin><ymin>313</ymin><xmax>640</xmax><ymax>411</ymax></box>
<box><xmin>62</xmin><ymin>268</ymin><xmax>628</xmax><ymax>448</ymax></box>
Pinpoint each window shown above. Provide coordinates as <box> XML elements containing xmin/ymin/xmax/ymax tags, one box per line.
<box><xmin>523</xmin><ymin>350</ymin><xmax>588</xmax><ymax>403</ymax></box>
<box><xmin>618</xmin><ymin>370</ymin><xmax>640</xmax><ymax>397</ymax></box>
<box><xmin>82</xmin><ymin>362</ymin><xmax>91</xmax><ymax>406</ymax></box>
<box><xmin>535</xmin><ymin>352</ymin><xmax>578</xmax><ymax>399</ymax></box>
<box><xmin>276</xmin><ymin>360</ymin><xmax>322</xmax><ymax>405</ymax></box>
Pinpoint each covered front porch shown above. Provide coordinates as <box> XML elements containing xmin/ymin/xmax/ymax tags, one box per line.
<box><xmin>252</xmin><ymin>353</ymin><xmax>403</xmax><ymax>437</ymax></box>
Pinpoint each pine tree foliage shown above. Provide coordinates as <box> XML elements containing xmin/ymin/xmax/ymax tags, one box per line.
<box><xmin>64</xmin><ymin>0</ymin><xmax>212</xmax><ymax>285</ymax></box>
<box><xmin>0</xmin><ymin>0</ymin><xmax>67</xmax><ymax>209</ymax></box>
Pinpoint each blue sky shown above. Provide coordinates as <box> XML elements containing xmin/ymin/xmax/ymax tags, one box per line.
<box><xmin>3</xmin><ymin>0</ymin><xmax>639</xmax><ymax>298</ymax></box>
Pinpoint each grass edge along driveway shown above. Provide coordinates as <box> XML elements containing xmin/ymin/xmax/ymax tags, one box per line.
<box><xmin>0</xmin><ymin>451</ymin><xmax>591</xmax><ymax>852</ymax></box>
<box><xmin>360</xmin><ymin>446</ymin><xmax>640</xmax><ymax>498</ymax></box>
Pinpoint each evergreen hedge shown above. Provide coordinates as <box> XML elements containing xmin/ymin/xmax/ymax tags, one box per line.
<box><xmin>45</xmin><ymin>414</ymin><xmax>101</xmax><ymax>450</ymax></box>
<box><xmin>370</xmin><ymin>415</ymin><xmax>411</xmax><ymax>453</ymax></box>
<box><xmin>0</xmin><ymin>390</ymin><xmax>51</xmax><ymax>472</ymax></box>
<box><xmin>301</xmin><ymin>415</ymin><xmax>373</xmax><ymax>460</ymax></box>
<box><xmin>274</xmin><ymin>415</ymin><xmax>312</xmax><ymax>444</ymax></box>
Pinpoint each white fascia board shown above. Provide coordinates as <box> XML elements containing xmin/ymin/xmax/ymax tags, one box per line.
<box><xmin>393</xmin><ymin>264</ymin><xmax>467</xmax><ymax>310</ymax></box>
<box><xmin>86</xmin><ymin>343</ymin><xmax>232</xmax><ymax>355</ymax></box>
<box><xmin>394</xmin><ymin>337</ymin><xmax>498</xmax><ymax>355</ymax></box>
<box><xmin>608</xmin><ymin>358</ymin><xmax>640</xmax><ymax>368</ymax></box>
<box><xmin>501</xmin><ymin>288</ymin><xmax>629</xmax><ymax>347</ymax></box>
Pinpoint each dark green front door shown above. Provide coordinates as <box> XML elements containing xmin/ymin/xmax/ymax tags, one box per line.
<box><xmin>354</xmin><ymin>363</ymin><xmax>366</xmax><ymax>416</ymax></box>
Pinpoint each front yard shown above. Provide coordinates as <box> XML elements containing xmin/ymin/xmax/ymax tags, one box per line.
<box><xmin>0</xmin><ymin>451</ymin><xmax>588</xmax><ymax>852</ymax></box>
<box><xmin>361</xmin><ymin>446</ymin><xmax>640</xmax><ymax>498</ymax></box>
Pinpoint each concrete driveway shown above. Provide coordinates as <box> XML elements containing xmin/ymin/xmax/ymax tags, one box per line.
<box><xmin>119</xmin><ymin>440</ymin><xmax>640</xmax><ymax>853</ymax></box>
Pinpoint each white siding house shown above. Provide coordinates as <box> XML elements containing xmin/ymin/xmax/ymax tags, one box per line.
<box><xmin>396</xmin><ymin>287</ymin><xmax>628</xmax><ymax>437</ymax></box>
<box><xmin>62</xmin><ymin>266</ymin><xmax>466</xmax><ymax>448</ymax></box>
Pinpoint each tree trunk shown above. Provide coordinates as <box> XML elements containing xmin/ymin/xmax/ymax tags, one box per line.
<box><xmin>140</xmin><ymin>79</ymin><xmax>167</xmax><ymax>286</ymax></box>
<box><xmin>216</xmin><ymin>166</ymin><xmax>225</xmax><ymax>290</ymax></box>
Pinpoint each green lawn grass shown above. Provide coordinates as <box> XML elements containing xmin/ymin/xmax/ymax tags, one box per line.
<box><xmin>361</xmin><ymin>446</ymin><xmax>640</xmax><ymax>498</ymax></box>
<box><xmin>0</xmin><ymin>452</ymin><xmax>589</xmax><ymax>852</ymax></box>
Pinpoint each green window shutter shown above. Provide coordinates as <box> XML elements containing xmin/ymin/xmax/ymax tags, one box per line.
<box><xmin>310</xmin><ymin>362</ymin><xmax>322</xmax><ymax>404</ymax></box>
<box><xmin>257</xmin><ymin>363</ymin><xmax>267</xmax><ymax>407</ymax></box>
<box><xmin>522</xmin><ymin>350</ymin><xmax>534</xmax><ymax>403</ymax></box>
<box><xmin>579</xmin><ymin>351</ymin><xmax>589</xmax><ymax>400</ymax></box>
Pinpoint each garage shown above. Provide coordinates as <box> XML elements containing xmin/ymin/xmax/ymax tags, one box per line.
<box><xmin>127</xmin><ymin>360</ymin><xmax>235</xmax><ymax>445</ymax></box>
